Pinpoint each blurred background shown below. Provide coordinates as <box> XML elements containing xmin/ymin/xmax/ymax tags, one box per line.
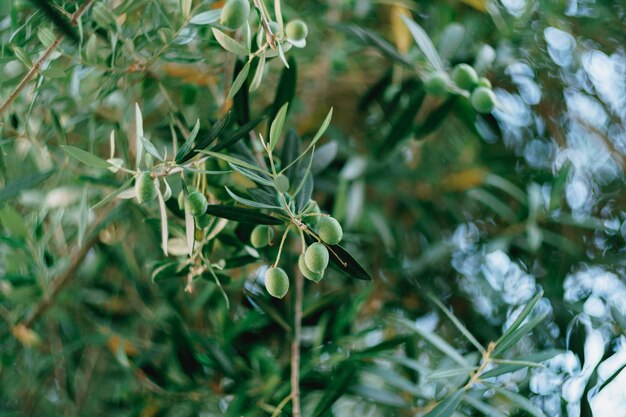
<box><xmin>1</xmin><ymin>0</ymin><xmax>625</xmax><ymax>416</ymax></box>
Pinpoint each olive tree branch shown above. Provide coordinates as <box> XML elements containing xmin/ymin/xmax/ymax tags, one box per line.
<box><xmin>0</xmin><ymin>0</ymin><xmax>96</xmax><ymax>119</ymax></box>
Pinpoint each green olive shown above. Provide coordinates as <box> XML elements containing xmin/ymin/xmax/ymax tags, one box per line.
<box><xmin>250</xmin><ymin>225</ymin><xmax>274</xmax><ymax>248</ymax></box>
<box><xmin>452</xmin><ymin>63</ymin><xmax>478</xmax><ymax>91</ymax></box>
<box><xmin>304</xmin><ymin>242</ymin><xmax>329</xmax><ymax>273</ymax></box>
<box><xmin>135</xmin><ymin>171</ymin><xmax>157</xmax><ymax>204</ymax></box>
<box><xmin>220</xmin><ymin>0</ymin><xmax>250</xmax><ymax>30</ymax></box>
<box><xmin>187</xmin><ymin>191</ymin><xmax>208</xmax><ymax>217</ymax></box>
<box><xmin>477</xmin><ymin>77</ymin><xmax>492</xmax><ymax>89</ymax></box>
<box><xmin>268</xmin><ymin>21</ymin><xmax>280</xmax><ymax>34</ymax></box>
<box><xmin>470</xmin><ymin>87</ymin><xmax>496</xmax><ymax>113</ymax></box>
<box><xmin>299</xmin><ymin>254</ymin><xmax>323</xmax><ymax>282</ymax></box>
<box><xmin>273</xmin><ymin>174</ymin><xmax>290</xmax><ymax>193</ymax></box>
<box><xmin>317</xmin><ymin>216</ymin><xmax>343</xmax><ymax>245</ymax></box>
<box><xmin>424</xmin><ymin>72</ymin><xmax>449</xmax><ymax>97</ymax></box>
<box><xmin>264</xmin><ymin>267</ymin><xmax>289</xmax><ymax>298</ymax></box>
<box><xmin>285</xmin><ymin>19</ymin><xmax>308</xmax><ymax>42</ymax></box>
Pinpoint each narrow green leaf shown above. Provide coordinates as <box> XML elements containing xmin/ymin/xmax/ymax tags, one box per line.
<box><xmin>424</xmin><ymin>390</ymin><xmax>464</xmax><ymax>417</ymax></box>
<box><xmin>400</xmin><ymin>15</ymin><xmax>445</xmax><ymax>72</ymax></box>
<box><xmin>228</xmin><ymin>162</ymin><xmax>273</xmax><ymax>186</ymax></box>
<box><xmin>135</xmin><ymin>104</ymin><xmax>144</xmax><ymax>168</ymax></box>
<box><xmin>462</xmin><ymin>394</ymin><xmax>507</xmax><ymax>417</ymax></box>
<box><xmin>61</xmin><ymin>145</ymin><xmax>111</xmax><ymax>168</ymax></box>
<box><xmin>491</xmin><ymin>386</ymin><xmax>548</xmax><ymax>417</ymax></box>
<box><xmin>249</xmin><ymin>52</ymin><xmax>265</xmax><ymax>92</ymax></box>
<box><xmin>281</xmin><ymin>107</ymin><xmax>333</xmax><ymax>173</ymax></box>
<box><xmin>227</xmin><ymin>60</ymin><xmax>251</xmax><ymax>101</ymax></box>
<box><xmin>495</xmin><ymin>291</ymin><xmax>543</xmax><ymax>347</ymax></box>
<box><xmin>189</xmin><ymin>10</ymin><xmax>221</xmax><ymax>25</ymax></box>
<box><xmin>91</xmin><ymin>178</ymin><xmax>135</xmax><ymax>210</ymax></box>
<box><xmin>200</xmin><ymin>151</ymin><xmax>267</xmax><ymax>174</ymax></box>
<box><xmin>224</xmin><ymin>186</ymin><xmax>281</xmax><ymax>209</ymax></box>
<box><xmin>141</xmin><ymin>136</ymin><xmax>164</xmax><ymax>161</ymax></box>
<box><xmin>277</xmin><ymin>42</ymin><xmax>289</xmax><ymax>67</ymax></box>
<box><xmin>304</xmin><ymin>234</ymin><xmax>372</xmax><ymax>281</ymax></box>
<box><xmin>175</xmin><ymin>119</ymin><xmax>201</xmax><ymax>163</ymax></box>
<box><xmin>427</xmin><ymin>367</ymin><xmax>478</xmax><ymax>380</ymax></box>
<box><xmin>212</xmin><ymin>28</ymin><xmax>249</xmax><ymax>56</ymax></box>
<box><xmin>396</xmin><ymin>317</ymin><xmax>470</xmax><ymax>367</ymax></box>
<box><xmin>211</xmin><ymin>116</ymin><xmax>265</xmax><ymax>152</ymax></box>
<box><xmin>427</xmin><ymin>293</ymin><xmax>485</xmax><ymax>353</ymax></box>
<box><xmin>269</xmin><ymin>103</ymin><xmax>288</xmax><ymax>151</ymax></box>
<box><xmin>493</xmin><ymin>310</ymin><xmax>549</xmax><ymax>357</ymax></box>
<box><xmin>204</xmin><ymin>205</ymin><xmax>283</xmax><ymax>225</ymax></box>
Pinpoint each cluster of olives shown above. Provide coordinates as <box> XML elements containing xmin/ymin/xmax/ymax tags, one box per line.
<box><xmin>424</xmin><ymin>63</ymin><xmax>496</xmax><ymax>113</ymax></box>
<box><xmin>218</xmin><ymin>0</ymin><xmax>308</xmax><ymax>47</ymax></box>
<box><xmin>255</xmin><ymin>215</ymin><xmax>344</xmax><ymax>299</ymax></box>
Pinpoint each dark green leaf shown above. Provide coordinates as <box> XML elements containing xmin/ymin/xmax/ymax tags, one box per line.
<box><xmin>424</xmin><ymin>389</ymin><xmax>464</xmax><ymax>417</ymax></box>
<box><xmin>211</xmin><ymin>116</ymin><xmax>265</xmax><ymax>152</ymax></box>
<box><xmin>415</xmin><ymin>97</ymin><xmax>457</xmax><ymax>138</ymax></box>
<box><xmin>204</xmin><ymin>205</ymin><xmax>284</xmax><ymax>225</ymax></box>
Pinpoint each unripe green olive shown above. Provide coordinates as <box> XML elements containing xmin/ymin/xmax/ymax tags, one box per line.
<box><xmin>452</xmin><ymin>63</ymin><xmax>478</xmax><ymax>91</ymax></box>
<box><xmin>220</xmin><ymin>0</ymin><xmax>250</xmax><ymax>30</ymax></box>
<box><xmin>187</xmin><ymin>191</ymin><xmax>208</xmax><ymax>217</ymax></box>
<box><xmin>304</xmin><ymin>242</ymin><xmax>329</xmax><ymax>273</ymax></box>
<box><xmin>135</xmin><ymin>171</ymin><xmax>157</xmax><ymax>204</ymax></box>
<box><xmin>196</xmin><ymin>214</ymin><xmax>211</xmax><ymax>228</ymax></box>
<box><xmin>285</xmin><ymin>19</ymin><xmax>308</xmax><ymax>42</ymax></box>
<box><xmin>264</xmin><ymin>267</ymin><xmax>289</xmax><ymax>298</ymax></box>
<box><xmin>470</xmin><ymin>87</ymin><xmax>496</xmax><ymax>113</ymax></box>
<box><xmin>317</xmin><ymin>216</ymin><xmax>343</xmax><ymax>245</ymax></box>
<box><xmin>268</xmin><ymin>21</ymin><xmax>280</xmax><ymax>34</ymax></box>
<box><xmin>477</xmin><ymin>77</ymin><xmax>492</xmax><ymax>88</ymax></box>
<box><xmin>299</xmin><ymin>254</ymin><xmax>323</xmax><ymax>282</ymax></box>
<box><xmin>273</xmin><ymin>174</ymin><xmax>290</xmax><ymax>193</ymax></box>
<box><xmin>424</xmin><ymin>73</ymin><xmax>449</xmax><ymax>97</ymax></box>
<box><xmin>250</xmin><ymin>225</ymin><xmax>274</xmax><ymax>248</ymax></box>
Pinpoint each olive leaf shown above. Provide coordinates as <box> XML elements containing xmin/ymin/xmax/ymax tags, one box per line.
<box><xmin>177</xmin><ymin>112</ymin><xmax>231</xmax><ymax>163</ymax></box>
<box><xmin>61</xmin><ymin>146</ymin><xmax>111</xmax><ymax>168</ymax></box>
<box><xmin>304</xmin><ymin>234</ymin><xmax>372</xmax><ymax>281</ymax></box>
<box><xmin>0</xmin><ymin>169</ymin><xmax>56</xmax><ymax>202</ymax></box>
<box><xmin>204</xmin><ymin>204</ymin><xmax>284</xmax><ymax>225</ymax></box>
<box><xmin>212</xmin><ymin>28</ymin><xmax>249</xmax><ymax>55</ymax></box>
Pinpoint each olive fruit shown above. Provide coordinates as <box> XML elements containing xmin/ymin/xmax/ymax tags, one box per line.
<box><xmin>470</xmin><ymin>87</ymin><xmax>496</xmax><ymax>113</ymax></box>
<box><xmin>452</xmin><ymin>63</ymin><xmax>478</xmax><ymax>90</ymax></box>
<box><xmin>299</xmin><ymin>254</ymin><xmax>323</xmax><ymax>282</ymax></box>
<box><xmin>424</xmin><ymin>72</ymin><xmax>449</xmax><ymax>97</ymax></box>
<box><xmin>477</xmin><ymin>77</ymin><xmax>492</xmax><ymax>88</ymax></box>
<box><xmin>265</xmin><ymin>267</ymin><xmax>289</xmax><ymax>298</ymax></box>
<box><xmin>220</xmin><ymin>0</ymin><xmax>250</xmax><ymax>30</ymax></box>
<box><xmin>285</xmin><ymin>19</ymin><xmax>308</xmax><ymax>42</ymax></box>
<box><xmin>135</xmin><ymin>171</ymin><xmax>157</xmax><ymax>204</ymax></box>
<box><xmin>250</xmin><ymin>225</ymin><xmax>274</xmax><ymax>248</ymax></box>
<box><xmin>268</xmin><ymin>21</ymin><xmax>280</xmax><ymax>34</ymax></box>
<box><xmin>317</xmin><ymin>216</ymin><xmax>343</xmax><ymax>245</ymax></box>
<box><xmin>187</xmin><ymin>191</ymin><xmax>208</xmax><ymax>217</ymax></box>
<box><xmin>305</xmin><ymin>242</ymin><xmax>329</xmax><ymax>273</ymax></box>
<box><xmin>273</xmin><ymin>174</ymin><xmax>290</xmax><ymax>193</ymax></box>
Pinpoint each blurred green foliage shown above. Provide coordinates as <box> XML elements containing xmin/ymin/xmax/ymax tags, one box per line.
<box><xmin>1</xmin><ymin>0</ymin><xmax>625</xmax><ymax>416</ymax></box>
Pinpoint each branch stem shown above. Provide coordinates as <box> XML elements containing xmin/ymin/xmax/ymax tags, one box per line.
<box><xmin>0</xmin><ymin>0</ymin><xmax>96</xmax><ymax>119</ymax></box>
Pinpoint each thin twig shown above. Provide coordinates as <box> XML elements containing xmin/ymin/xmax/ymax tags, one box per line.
<box><xmin>290</xmin><ymin>271</ymin><xmax>303</xmax><ymax>417</ymax></box>
<box><xmin>0</xmin><ymin>0</ymin><xmax>96</xmax><ymax>119</ymax></box>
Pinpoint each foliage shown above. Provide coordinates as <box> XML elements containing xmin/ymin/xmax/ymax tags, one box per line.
<box><xmin>1</xmin><ymin>0</ymin><xmax>625</xmax><ymax>416</ymax></box>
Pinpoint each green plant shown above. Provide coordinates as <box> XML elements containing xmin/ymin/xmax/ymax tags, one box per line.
<box><xmin>2</xmin><ymin>0</ymin><xmax>623</xmax><ymax>416</ymax></box>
